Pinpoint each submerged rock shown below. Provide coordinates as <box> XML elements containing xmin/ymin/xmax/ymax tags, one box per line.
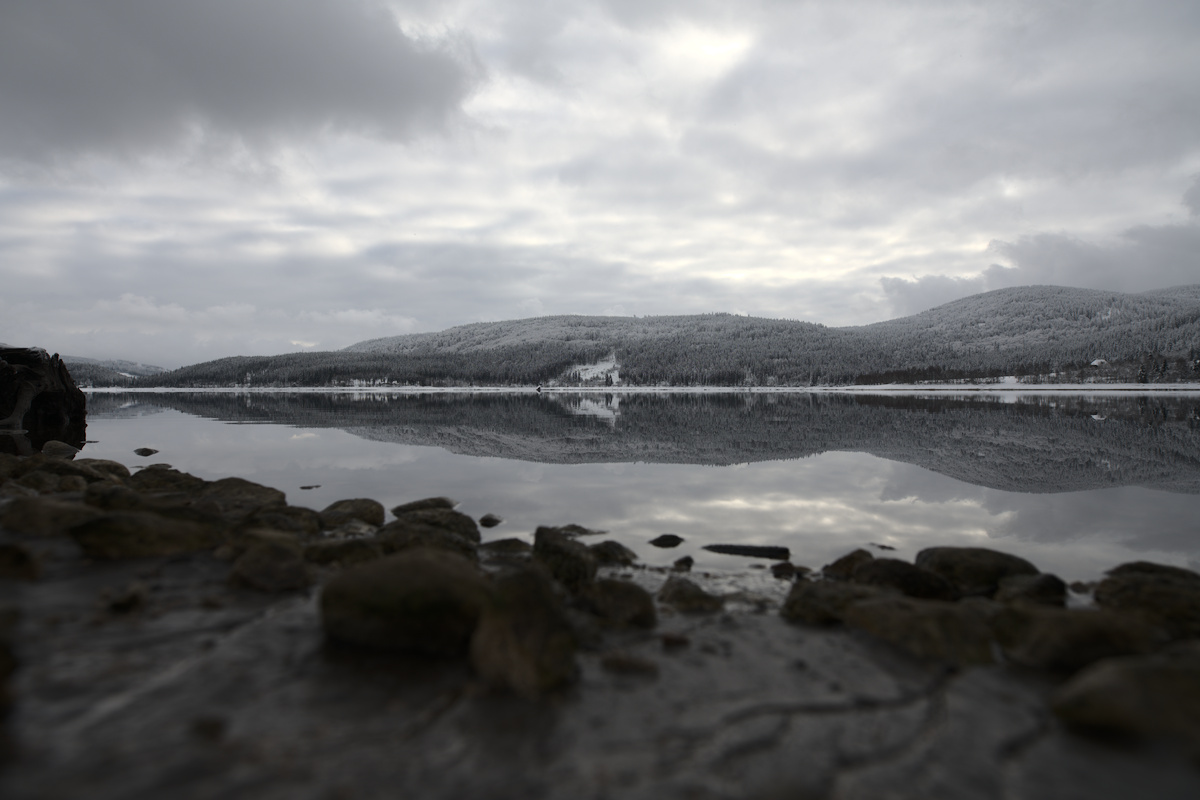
<box><xmin>319</xmin><ymin>498</ymin><xmax>385</xmax><ymax>529</ymax></box>
<box><xmin>470</xmin><ymin>568</ymin><xmax>577</xmax><ymax>696</ymax></box>
<box><xmin>850</xmin><ymin>558</ymin><xmax>958</xmax><ymax>601</ymax></box>
<box><xmin>821</xmin><ymin>548</ymin><xmax>873</xmax><ymax>580</ymax></box>
<box><xmin>658</xmin><ymin>576</ymin><xmax>723</xmax><ymax>614</ymax></box>
<box><xmin>914</xmin><ymin>547</ymin><xmax>1038</xmax><ymax>598</ymax></box>
<box><xmin>320</xmin><ymin>549</ymin><xmax>490</xmax><ymax>655</ymax></box>
<box><xmin>533</xmin><ymin>526</ymin><xmax>597</xmax><ymax>593</ymax></box>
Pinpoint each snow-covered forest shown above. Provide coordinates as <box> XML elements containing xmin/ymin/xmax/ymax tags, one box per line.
<box><xmin>126</xmin><ymin>285</ymin><xmax>1200</xmax><ymax>388</ymax></box>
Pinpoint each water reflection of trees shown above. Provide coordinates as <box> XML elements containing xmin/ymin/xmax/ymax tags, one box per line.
<box><xmin>85</xmin><ymin>392</ymin><xmax>1200</xmax><ymax>494</ymax></box>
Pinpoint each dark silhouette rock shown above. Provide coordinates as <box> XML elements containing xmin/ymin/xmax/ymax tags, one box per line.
<box><xmin>649</xmin><ymin>534</ymin><xmax>684</xmax><ymax>548</ymax></box>
<box><xmin>703</xmin><ymin>544</ymin><xmax>790</xmax><ymax>560</ymax></box>
<box><xmin>321</xmin><ymin>549</ymin><xmax>490</xmax><ymax>655</ymax></box>
<box><xmin>393</xmin><ymin>508</ymin><xmax>481</xmax><ymax>543</ymax></box>
<box><xmin>995</xmin><ymin>573</ymin><xmax>1067</xmax><ymax>607</ymax></box>
<box><xmin>589</xmin><ymin>540</ymin><xmax>638</xmax><ymax>566</ymax></box>
<box><xmin>133</xmin><ymin>448</ymin><xmax>158</xmax><ymax>457</ymax></box>
<box><xmin>479</xmin><ymin>513</ymin><xmax>502</xmax><ymax>528</ymax></box>
<box><xmin>533</xmin><ymin>526</ymin><xmax>597</xmax><ymax>593</ymax></box>
<box><xmin>672</xmin><ymin>556</ymin><xmax>694</xmax><ymax>572</ymax></box>
<box><xmin>0</xmin><ymin>347</ymin><xmax>86</xmax><ymax>453</ymax></box>
<box><xmin>914</xmin><ymin>547</ymin><xmax>1038</xmax><ymax>598</ymax></box>
<box><xmin>851</xmin><ymin>558</ymin><xmax>958</xmax><ymax>601</ymax></box>
<box><xmin>821</xmin><ymin>548</ymin><xmax>873</xmax><ymax>580</ymax></box>
<box><xmin>658</xmin><ymin>576</ymin><xmax>723</xmax><ymax>613</ymax></box>
<box><xmin>471</xmin><ymin>568</ymin><xmax>577</xmax><ymax>696</ymax></box>
<box><xmin>585</xmin><ymin>579</ymin><xmax>657</xmax><ymax>629</ymax></box>
<box><xmin>391</xmin><ymin>497</ymin><xmax>456</xmax><ymax>515</ymax></box>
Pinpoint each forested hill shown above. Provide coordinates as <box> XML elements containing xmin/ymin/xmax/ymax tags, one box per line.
<box><xmin>139</xmin><ymin>285</ymin><xmax>1200</xmax><ymax>387</ymax></box>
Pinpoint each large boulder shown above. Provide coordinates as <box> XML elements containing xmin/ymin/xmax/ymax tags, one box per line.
<box><xmin>658</xmin><ymin>576</ymin><xmax>723</xmax><ymax>614</ymax></box>
<box><xmin>68</xmin><ymin>511</ymin><xmax>220</xmax><ymax>559</ymax></box>
<box><xmin>850</xmin><ymin>558</ymin><xmax>958</xmax><ymax>600</ymax></box>
<box><xmin>0</xmin><ymin>347</ymin><xmax>86</xmax><ymax>453</ymax></box>
<box><xmin>991</xmin><ymin>606</ymin><xmax>1164</xmax><ymax>673</ymax></box>
<box><xmin>1094</xmin><ymin>561</ymin><xmax>1200</xmax><ymax>641</ymax></box>
<box><xmin>780</xmin><ymin>580</ymin><xmax>894</xmax><ymax>626</ymax></box>
<box><xmin>841</xmin><ymin>596</ymin><xmax>997</xmax><ymax>667</ymax></box>
<box><xmin>533</xmin><ymin>526</ymin><xmax>597</xmax><ymax>594</ymax></box>
<box><xmin>914</xmin><ymin>547</ymin><xmax>1038</xmax><ymax>597</ymax></box>
<box><xmin>320</xmin><ymin>549</ymin><xmax>490</xmax><ymax>655</ymax></box>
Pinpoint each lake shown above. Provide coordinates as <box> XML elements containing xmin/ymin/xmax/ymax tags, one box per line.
<box><xmin>77</xmin><ymin>389</ymin><xmax>1200</xmax><ymax>583</ymax></box>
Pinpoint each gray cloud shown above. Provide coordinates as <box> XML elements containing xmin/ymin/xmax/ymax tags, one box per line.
<box><xmin>0</xmin><ymin>0</ymin><xmax>478</xmax><ymax>162</ymax></box>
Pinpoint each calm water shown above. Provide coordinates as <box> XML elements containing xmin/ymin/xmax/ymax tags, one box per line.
<box><xmin>77</xmin><ymin>390</ymin><xmax>1200</xmax><ymax>582</ymax></box>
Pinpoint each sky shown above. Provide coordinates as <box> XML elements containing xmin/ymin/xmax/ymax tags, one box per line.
<box><xmin>2</xmin><ymin>0</ymin><xmax>1199</xmax><ymax>368</ymax></box>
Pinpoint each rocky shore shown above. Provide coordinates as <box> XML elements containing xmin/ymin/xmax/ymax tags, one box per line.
<box><xmin>2</xmin><ymin>442</ymin><xmax>1200</xmax><ymax>798</ymax></box>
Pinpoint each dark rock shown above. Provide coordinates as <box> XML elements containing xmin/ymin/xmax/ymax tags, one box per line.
<box><xmin>319</xmin><ymin>498</ymin><xmax>385</xmax><ymax>529</ymax></box>
<box><xmin>304</xmin><ymin>537</ymin><xmax>385</xmax><ymax>567</ymax></box>
<box><xmin>991</xmin><ymin>606</ymin><xmax>1164</xmax><ymax>673</ymax></box>
<box><xmin>133</xmin><ymin>448</ymin><xmax>159</xmax><ymax>457</ymax></box>
<box><xmin>0</xmin><ymin>453</ymin><xmax>19</xmax><ymax>479</ymax></box>
<box><xmin>0</xmin><ymin>480</ymin><xmax>37</xmax><ymax>499</ymax></box>
<box><xmin>1052</xmin><ymin>645</ymin><xmax>1200</xmax><ymax>746</ymax></box>
<box><xmin>771</xmin><ymin>562</ymin><xmax>809</xmax><ymax>580</ymax></box>
<box><xmin>1094</xmin><ymin>564</ymin><xmax>1200</xmax><ymax>641</ymax></box>
<box><xmin>914</xmin><ymin>547</ymin><xmax>1039</xmax><ymax>597</ymax></box>
<box><xmin>231</xmin><ymin>531</ymin><xmax>312</xmax><ymax>592</ymax></box>
<box><xmin>533</xmin><ymin>526</ymin><xmax>597</xmax><ymax>594</ymax></box>
<box><xmin>242</xmin><ymin>505</ymin><xmax>322</xmax><ymax>540</ymax></box>
<box><xmin>584</xmin><ymin>579</ymin><xmax>657</xmax><ymax>629</ymax></box>
<box><xmin>479</xmin><ymin>538</ymin><xmax>532</xmax><ymax>556</ymax></box>
<box><xmin>107</xmin><ymin>581</ymin><xmax>147</xmax><ymax>613</ymax></box>
<box><xmin>470</xmin><ymin>568</ymin><xmax>577</xmax><ymax>696</ymax></box>
<box><xmin>600</xmin><ymin>652</ymin><xmax>659</xmax><ymax>677</ymax></box>
<box><xmin>393</xmin><ymin>508</ymin><xmax>481</xmax><ymax>543</ymax></box>
<box><xmin>126</xmin><ymin>464</ymin><xmax>208</xmax><ymax>494</ymax></box>
<box><xmin>841</xmin><ymin>596</ymin><xmax>997</xmax><ymax>667</ymax></box>
<box><xmin>821</xmin><ymin>548</ymin><xmax>873</xmax><ymax>580</ymax></box>
<box><xmin>479</xmin><ymin>513</ymin><xmax>502</xmax><ymax>528</ymax></box>
<box><xmin>321</xmin><ymin>549</ymin><xmax>490</xmax><ymax>655</ymax></box>
<box><xmin>672</xmin><ymin>556</ymin><xmax>694</xmax><ymax>572</ymax></box>
<box><xmin>73</xmin><ymin>458</ymin><xmax>132</xmax><ymax>481</ymax></box>
<box><xmin>553</xmin><ymin>523</ymin><xmax>606</xmax><ymax>537</ymax></box>
<box><xmin>68</xmin><ymin>511</ymin><xmax>219</xmax><ymax>559</ymax></box>
<box><xmin>780</xmin><ymin>580</ymin><xmax>894</xmax><ymax>626</ymax></box>
<box><xmin>649</xmin><ymin>534</ymin><xmax>684</xmax><ymax>548</ymax></box>
<box><xmin>703</xmin><ymin>544</ymin><xmax>790</xmax><ymax>560</ymax></box>
<box><xmin>851</xmin><ymin>558</ymin><xmax>958</xmax><ymax>601</ymax></box>
<box><xmin>0</xmin><ymin>495</ymin><xmax>101</xmax><ymax>535</ymax></box>
<box><xmin>994</xmin><ymin>573</ymin><xmax>1067</xmax><ymax>607</ymax></box>
<box><xmin>391</xmin><ymin>496</ymin><xmax>456</xmax><ymax>515</ymax></box>
<box><xmin>0</xmin><ymin>543</ymin><xmax>40</xmax><ymax>580</ymax></box>
<box><xmin>324</xmin><ymin>519</ymin><xmax>379</xmax><ymax>539</ymax></box>
<box><xmin>0</xmin><ymin>347</ymin><xmax>86</xmax><ymax>452</ymax></box>
<box><xmin>589</xmin><ymin>540</ymin><xmax>638</xmax><ymax>566</ymax></box>
<box><xmin>660</xmin><ymin>632</ymin><xmax>690</xmax><ymax>649</ymax></box>
<box><xmin>376</xmin><ymin>519</ymin><xmax>478</xmax><ymax>560</ymax></box>
<box><xmin>41</xmin><ymin>440</ymin><xmax>80</xmax><ymax>459</ymax></box>
<box><xmin>199</xmin><ymin>477</ymin><xmax>287</xmax><ymax>521</ymax></box>
<box><xmin>16</xmin><ymin>470</ymin><xmax>64</xmax><ymax>493</ymax></box>
<box><xmin>658</xmin><ymin>576</ymin><xmax>723</xmax><ymax>614</ymax></box>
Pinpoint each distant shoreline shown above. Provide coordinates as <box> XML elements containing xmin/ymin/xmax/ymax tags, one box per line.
<box><xmin>83</xmin><ymin>382</ymin><xmax>1200</xmax><ymax>396</ymax></box>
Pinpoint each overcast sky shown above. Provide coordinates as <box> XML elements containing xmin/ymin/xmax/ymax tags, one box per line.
<box><xmin>2</xmin><ymin>0</ymin><xmax>1198</xmax><ymax>367</ymax></box>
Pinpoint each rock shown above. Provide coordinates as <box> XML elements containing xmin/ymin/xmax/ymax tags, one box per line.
<box><xmin>649</xmin><ymin>534</ymin><xmax>683</xmax><ymax>548</ymax></box>
<box><xmin>133</xmin><ymin>447</ymin><xmax>159</xmax><ymax>457</ymax></box>
<box><xmin>914</xmin><ymin>546</ymin><xmax>1039</xmax><ymax>597</ymax></box>
<box><xmin>0</xmin><ymin>347</ymin><xmax>86</xmax><ymax>451</ymax></box>
<box><xmin>850</xmin><ymin>558</ymin><xmax>958</xmax><ymax>601</ymax></box>
<box><xmin>584</xmin><ymin>579</ymin><xmax>657</xmax><ymax>629</ymax></box>
<box><xmin>242</xmin><ymin>505</ymin><xmax>322</xmax><ymax>539</ymax></box>
<box><xmin>1052</xmin><ymin>645</ymin><xmax>1200</xmax><ymax>746</ymax></box>
<box><xmin>72</xmin><ymin>458</ymin><xmax>131</xmax><ymax>481</ymax></box>
<box><xmin>0</xmin><ymin>543</ymin><xmax>40</xmax><ymax>580</ymax></box>
<box><xmin>231</xmin><ymin>531</ymin><xmax>312</xmax><ymax>592</ymax></box>
<box><xmin>842</xmin><ymin>596</ymin><xmax>998</xmax><ymax>666</ymax></box>
<box><xmin>321</xmin><ymin>549</ymin><xmax>490</xmax><ymax>655</ymax></box>
<box><xmin>533</xmin><ymin>526</ymin><xmax>597</xmax><ymax>594</ymax></box>
<box><xmin>589</xmin><ymin>540</ymin><xmax>638</xmax><ymax>566</ymax></box>
<box><xmin>41</xmin><ymin>440</ymin><xmax>80</xmax><ymax>459</ymax></box>
<box><xmin>14</xmin><ymin>454</ymin><xmax>111</xmax><ymax>483</ymax></box>
<box><xmin>780</xmin><ymin>580</ymin><xmax>894</xmax><ymax>625</ymax></box>
<box><xmin>479</xmin><ymin>513</ymin><xmax>502</xmax><ymax>528</ymax></box>
<box><xmin>107</xmin><ymin>581</ymin><xmax>148</xmax><ymax>613</ymax></box>
<box><xmin>991</xmin><ymin>606</ymin><xmax>1164</xmax><ymax>673</ymax></box>
<box><xmin>600</xmin><ymin>652</ymin><xmax>659</xmax><ymax>677</ymax></box>
<box><xmin>391</xmin><ymin>497</ymin><xmax>456</xmax><ymax>515</ymax></box>
<box><xmin>126</xmin><ymin>464</ymin><xmax>208</xmax><ymax>494</ymax></box>
<box><xmin>479</xmin><ymin>538</ymin><xmax>532</xmax><ymax>557</ymax></box>
<box><xmin>16</xmin><ymin>470</ymin><xmax>62</xmax><ymax>493</ymax></box>
<box><xmin>324</xmin><ymin>519</ymin><xmax>379</xmax><ymax>539</ymax></box>
<box><xmin>770</xmin><ymin>562</ymin><xmax>802</xmax><ymax>580</ymax></box>
<box><xmin>319</xmin><ymin>498</ymin><xmax>385</xmax><ymax>529</ymax></box>
<box><xmin>0</xmin><ymin>453</ymin><xmax>19</xmax><ymax>480</ymax></box>
<box><xmin>68</xmin><ymin>511</ymin><xmax>219</xmax><ymax>559</ymax></box>
<box><xmin>199</xmin><ymin>477</ymin><xmax>287</xmax><ymax>521</ymax></box>
<box><xmin>395</xmin><ymin>508</ymin><xmax>481</xmax><ymax>543</ymax></box>
<box><xmin>0</xmin><ymin>495</ymin><xmax>102</xmax><ymax>535</ymax></box>
<box><xmin>0</xmin><ymin>480</ymin><xmax>37</xmax><ymax>498</ymax></box>
<box><xmin>821</xmin><ymin>548</ymin><xmax>874</xmax><ymax>580</ymax></box>
<box><xmin>658</xmin><ymin>576</ymin><xmax>723</xmax><ymax>614</ymax></box>
<box><xmin>470</xmin><ymin>568</ymin><xmax>577</xmax><ymax>696</ymax></box>
<box><xmin>994</xmin><ymin>573</ymin><xmax>1067</xmax><ymax>607</ymax></box>
<box><xmin>672</xmin><ymin>556</ymin><xmax>694</xmax><ymax>572</ymax></box>
<box><xmin>703</xmin><ymin>544</ymin><xmax>790</xmax><ymax>560</ymax></box>
<box><xmin>304</xmin><ymin>537</ymin><xmax>385</xmax><ymax>567</ymax></box>
<box><xmin>376</xmin><ymin>518</ymin><xmax>478</xmax><ymax>560</ymax></box>
<box><xmin>1094</xmin><ymin>563</ymin><xmax>1200</xmax><ymax>640</ymax></box>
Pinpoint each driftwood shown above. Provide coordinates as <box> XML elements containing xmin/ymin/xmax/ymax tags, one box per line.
<box><xmin>0</xmin><ymin>347</ymin><xmax>86</xmax><ymax>454</ymax></box>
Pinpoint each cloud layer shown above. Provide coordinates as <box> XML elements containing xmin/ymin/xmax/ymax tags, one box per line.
<box><xmin>1</xmin><ymin>0</ymin><xmax>1198</xmax><ymax>365</ymax></box>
